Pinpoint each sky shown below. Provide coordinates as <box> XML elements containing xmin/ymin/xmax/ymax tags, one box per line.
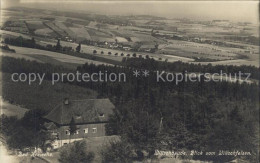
<box><xmin>1</xmin><ymin>0</ymin><xmax>259</xmax><ymax>23</ymax></box>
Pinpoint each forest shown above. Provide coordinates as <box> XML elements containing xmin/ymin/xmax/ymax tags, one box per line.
<box><xmin>1</xmin><ymin>56</ymin><xmax>259</xmax><ymax>162</ymax></box>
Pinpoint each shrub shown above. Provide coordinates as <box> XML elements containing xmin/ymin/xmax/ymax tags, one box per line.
<box><xmin>59</xmin><ymin>141</ymin><xmax>94</xmax><ymax>163</ymax></box>
<box><xmin>100</xmin><ymin>139</ymin><xmax>134</xmax><ymax>163</ymax></box>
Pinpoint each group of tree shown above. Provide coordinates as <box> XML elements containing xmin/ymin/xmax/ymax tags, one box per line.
<box><xmin>4</xmin><ymin>37</ymin><xmax>74</xmax><ymax>53</ymax></box>
<box><xmin>75</xmin><ymin>63</ymin><xmax>258</xmax><ymax>162</ymax></box>
<box><xmin>4</xmin><ymin>36</ymin><xmax>37</xmax><ymax>49</ymax></box>
<box><xmin>0</xmin><ymin>110</ymin><xmax>52</xmax><ymax>152</ymax></box>
<box><xmin>59</xmin><ymin>141</ymin><xmax>94</xmax><ymax>163</ymax></box>
<box><xmin>2</xmin><ymin>36</ymin><xmax>259</xmax><ymax>162</ymax></box>
<box><xmin>123</xmin><ymin>57</ymin><xmax>259</xmax><ymax>80</ymax></box>
<box><xmin>100</xmin><ymin>139</ymin><xmax>135</xmax><ymax>163</ymax></box>
<box><xmin>76</xmin><ymin>43</ymin><xmax>81</xmax><ymax>53</ymax></box>
<box><xmin>0</xmin><ymin>44</ymin><xmax>16</xmax><ymax>52</ymax></box>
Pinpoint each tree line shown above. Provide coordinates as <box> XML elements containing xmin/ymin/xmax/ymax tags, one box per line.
<box><xmin>4</xmin><ymin>36</ymin><xmax>259</xmax><ymax>80</ymax></box>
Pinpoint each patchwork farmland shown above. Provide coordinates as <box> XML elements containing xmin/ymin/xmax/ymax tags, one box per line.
<box><xmin>0</xmin><ymin>7</ymin><xmax>258</xmax><ymax>67</ymax></box>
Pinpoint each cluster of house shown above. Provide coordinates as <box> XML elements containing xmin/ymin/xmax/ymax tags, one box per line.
<box><xmin>43</xmin><ymin>98</ymin><xmax>115</xmax><ymax>149</ymax></box>
<box><xmin>98</xmin><ymin>41</ymin><xmax>158</xmax><ymax>53</ymax></box>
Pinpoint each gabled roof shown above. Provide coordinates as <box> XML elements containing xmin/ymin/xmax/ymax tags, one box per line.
<box><xmin>44</xmin><ymin>99</ymin><xmax>114</xmax><ymax>125</ymax></box>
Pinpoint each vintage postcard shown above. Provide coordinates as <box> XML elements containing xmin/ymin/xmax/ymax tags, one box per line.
<box><xmin>0</xmin><ymin>0</ymin><xmax>259</xmax><ymax>163</ymax></box>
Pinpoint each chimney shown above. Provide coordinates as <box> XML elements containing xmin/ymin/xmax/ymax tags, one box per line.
<box><xmin>64</xmin><ymin>98</ymin><xmax>69</xmax><ymax>105</ymax></box>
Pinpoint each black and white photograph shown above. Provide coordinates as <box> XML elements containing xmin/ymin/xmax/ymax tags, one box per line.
<box><xmin>0</xmin><ymin>0</ymin><xmax>259</xmax><ymax>163</ymax></box>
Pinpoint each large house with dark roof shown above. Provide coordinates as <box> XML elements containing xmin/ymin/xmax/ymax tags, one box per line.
<box><xmin>43</xmin><ymin>98</ymin><xmax>114</xmax><ymax>148</ymax></box>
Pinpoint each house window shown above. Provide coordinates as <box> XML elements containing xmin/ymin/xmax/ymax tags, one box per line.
<box><xmin>65</xmin><ymin>130</ymin><xmax>70</xmax><ymax>135</ymax></box>
<box><xmin>92</xmin><ymin>128</ymin><xmax>97</xmax><ymax>133</ymax></box>
<box><xmin>84</xmin><ymin>128</ymin><xmax>88</xmax><ymax>134</ymax></box>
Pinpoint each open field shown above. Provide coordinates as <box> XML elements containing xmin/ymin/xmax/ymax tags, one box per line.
<box><xmin>54</xmin><ymin>21</ymin><xmax>75</xmax><ymax>38</ymax></box>
<box><xmin>0</xmin><ymin>97</ymin><xmax>29</xmax><ymax>119</ymax></box>
<box><xmin>6</xmin><ymin>45</ymin><xmax>113</xmax><ymax>67</ymax></box>
<box><xmin>0</xmin><ymin>49</ymin><xmax>42</xmax><ymax>62</ymax></box>
<box><xmin>159</xmin><ymin>40</ymin><xmax>237</xmax><ymax>60</ymax></box>
<box><xmin>34</xmin><ymin>28</ymin><xmax>55</xmax><ymax>37</ymax></box>
<box><xmin>157</xmin><ymin>39</ymin><xmax>259</xmax><ymax>66</ymax></box>
<box><xmin>25</xmin><ymin>20</ymin><xmax>45</xmax><ymax>32</ymax></box>
<box><xmin>44</xmin><ymin>22</ymin><xmax>67</xmax><ymax>37</ymax></box>
<box><xmin>0</xmin><ymin>29</ymin><xmax>32</xmax><ymax>39</ymax></box>
<box><xmin>65</xmin><ymin>18</ymin><xmax>91</xmax><ymax>26</ymax></box>
<box><xmin>69</xmin><ymin>27</ymin><xmax>91</xmax><ymax>41</ymax></box>
<box><xmin>1</xmin><ymin>29</ymin><xmax>258</xmax><ymax>67</ymax></box>
<box><xmin>1</xmin><ymin>7</ymin><xmax>258</xmax><ymax>67</ymax></box>
<box><xmin>164</xmin><ymin>55</ymin><xmax>194</xmax><ymax>62</ymax></box>
<box><xmin>86</xmin><ymin>27</ymin><xmax>115</xmax><ymax>42</ymax></box>
<box><xmin>198</xmin><ymin>59</ymin><xmax>259</xmax><ymax>67</ymax></box>
<box><xmin>115</xmin><ymin>36</ymin><xmax>128</xmax><ymax>42</ymax></box>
